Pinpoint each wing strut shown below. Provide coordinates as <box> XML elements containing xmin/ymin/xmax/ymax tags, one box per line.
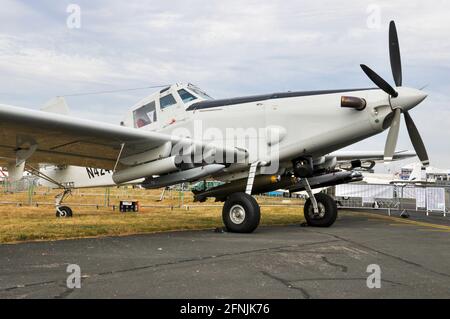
<box><xmin>113</xmin><ymin>143</ymin><xmax>126</xmax><ymax>172</ymax></box>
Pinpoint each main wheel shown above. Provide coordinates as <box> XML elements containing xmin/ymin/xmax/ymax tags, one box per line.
<box><xmin>56</xmin><ymin>206</ymin><xmax>73</xmax><ymax>218</ymax></box>
<box><xmin>303</xmin><ymin>193</ymin><xmax>337</xmax><ymax>227</ymax></box>
<box><xmin>222</xmin><ymin>192</ymin><xmax>260</xmax><ymax>233</ymax></box>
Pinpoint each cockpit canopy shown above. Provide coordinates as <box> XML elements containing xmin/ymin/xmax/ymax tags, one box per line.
<box><xmin>126</xmin><ymin>83</ymin><xmax>212</xmax><ymax>129</ymax></box>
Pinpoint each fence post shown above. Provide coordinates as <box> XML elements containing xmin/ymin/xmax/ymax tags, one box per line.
<box><xmin>104</xmin><ymin>187</ymin><xmax>110</xmax><ymax>207</ymax></box>
<box><xmin>28</xmin><ymin>182</ymin><xmax>34</xmax><ymax>206</ymax></box>
<box><xmin>179</xmin><ymin>183</ymin><xmax>185</xmax><ymax>208</ymax></box>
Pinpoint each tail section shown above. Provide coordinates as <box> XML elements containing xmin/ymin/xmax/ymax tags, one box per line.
<box><xmin>40</xmin><ymin>97</ymin><xmax>70</xmax><ymax>115</ymax></box>
<box><xmin>408</xmin><ymin>162</ymin><xmax>426</xmax><ymax>181</ymax></box>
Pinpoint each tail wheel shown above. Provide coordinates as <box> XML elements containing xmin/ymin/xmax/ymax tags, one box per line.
<box><xmin>222</xmin><ymin>192</ymin><xmax>260</xmax><ymax>233</ymax></box>
<box><xmin>303</xmin><ymin>193</ymin><xmax>337</xmax><ymax>227</ymax></box>
<box><xmin>56</xmin><ymin>206</ymin><xmax>73</xmax><ymax>218</ymax></box>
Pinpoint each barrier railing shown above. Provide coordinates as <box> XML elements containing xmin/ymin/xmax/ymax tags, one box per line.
<box><xmin>0</xmin><ymin>184</ymin><xmax>305</xmax><ymax>210</ymax></box>
<box><xmin>327</xmin><ymin>183</ymin><xmax>449</xmax><ymax>217</ymax></box>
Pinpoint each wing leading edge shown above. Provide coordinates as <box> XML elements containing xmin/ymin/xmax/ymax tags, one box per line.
<box><xmin>330</xmin><ymin>150</ymin><xmax>416</xmax><ymax>162</ymax></box>
<box><xmin>0</xmin><ymin>103</ymin><xmax>243</xmax><ymax>170</ymax></box>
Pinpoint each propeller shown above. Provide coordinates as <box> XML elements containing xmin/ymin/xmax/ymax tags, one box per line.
<box><xmin>404</xmin><ymin>112</ymin><xmax>430</xmax><ymax>166</ymax></box>
<box><xmin>384</xmin><ymin>108</ymin><xmax>401</xmax><ymax>159</ymax></box>
<box><xmin>360</xmin><ymin>21</ymin><xmax>429</xmax><ymax>166</ymax></box>
<box><xmin>360</xmin><ymin>64</ymin><xmax>398</xmax><ymax>97</ymax></box>
<box><xmin>389</xmin><ymin>20</ymin><xmax>402</xmax><ymax>87</ymax></box>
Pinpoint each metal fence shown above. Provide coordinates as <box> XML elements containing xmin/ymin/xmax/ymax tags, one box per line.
<box><xmin>0</xmin><ymin>183</ymin><xmax>304</xmax><ymax>210</ymax></box>
<box><xmin>1</xmin><ymin>176</ymin><xmax>39</xmax><ymax>193</ymax></box>
<box><xmin>326</xmin><ymin>183</ymin><xmax>449</xmax><ymax>217</ymax></box>
<box><xmin>2</xmin><ymin>178</ymin><xmax>449</xmax><ymax>216</ymax></box>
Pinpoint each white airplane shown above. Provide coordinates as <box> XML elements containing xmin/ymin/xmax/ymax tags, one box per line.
<box><xmin>361</xmin><ymin>162</ymin><xmax>440</xmax><ymax>185</ymax></box>
<box><xmin>0</xmin><ymin>21</ymin><xmax>428</xmax><ymax>233</ymax></box>
<box><xmin>360</xmin><ymin>169</ymin><xmax>416</xmax><ymax>185</ymax></box>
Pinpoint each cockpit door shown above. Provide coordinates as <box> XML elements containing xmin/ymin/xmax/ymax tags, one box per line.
<box><xmin>132</xmin><ymin>100</ymin><xmax>159</xmax><ymax>130</ymax></box>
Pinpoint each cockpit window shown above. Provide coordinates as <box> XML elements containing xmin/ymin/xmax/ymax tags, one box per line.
<box><xmin>188</xmin><ymin>86</ymin><xmax>213</xmax><ymax>100</ymax></box>
<box><xmin>177</xmin><ymin>89</ymin><xmax>197</xmax><ymax>103</ymax></box>
<box><xmin>160</xmin><ymin>94</ymin><xmax>177</xmax><ymax>109</ymax></box>
<box><xmin>133</xmin><ymin>101</ymin><xmax>157</xmax><ymax>128</ymax></box>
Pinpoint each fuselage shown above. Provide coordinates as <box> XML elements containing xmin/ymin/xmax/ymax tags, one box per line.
<box><xmin>122</xmin><ymin>83</ymin><xmax>394</xmax><ymax>174</ymax></box>
<box><xmin>38</xmin><ymin>83</ymin><xmax>423</xmax><ymax>188</ymax></box>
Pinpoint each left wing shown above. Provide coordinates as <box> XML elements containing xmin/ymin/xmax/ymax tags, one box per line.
<box><xmin>0</xmin><ymin>103</ymin><xmax>245</xmax><ymax>170</ymax></box>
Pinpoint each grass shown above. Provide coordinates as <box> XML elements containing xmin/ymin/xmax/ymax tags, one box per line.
<box><xmin>0</xmin><ymin>187</ymin><xmax>305</xmax><ymax>243</ymax></box>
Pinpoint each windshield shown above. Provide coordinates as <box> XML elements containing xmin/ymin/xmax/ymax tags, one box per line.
<box><xmin>178</xmin><ymin>89</ymin><xmax>197</xmax><ymax>103</ymax></box>
<box><xmin>187</xmin><ymin>85</ymin><xmax>213</xmax><ymax>100</ymax></box>
<box><xmin>160</xmin><ymin>94</ymin><xmax>177</xmax><ymax>109</ymax></box>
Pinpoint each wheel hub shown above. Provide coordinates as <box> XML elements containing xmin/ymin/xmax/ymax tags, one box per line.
<box><xmin>230</xmin><ymin>204</ymin><xmax>246</xmax><ymax>224</ymax></box>
<box><xmin>57</xmin><ymin>207</ymin><xmax>66</xmax><ymax>217</ymax></box>
<box><xmin>308</xmin><ymin>202</ymin><xmax>326</xmax><ymax>219</ymax></box>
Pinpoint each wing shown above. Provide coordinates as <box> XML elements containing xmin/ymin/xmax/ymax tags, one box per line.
<box><xmin>330</xmin><ymin>150</ymin><xmax>416</xmax><ymax>162</ymax></box>
<box><xmin>0</xmin><ymin>103</ymin><xmax>243</xmax><ymax>170</ymax></box>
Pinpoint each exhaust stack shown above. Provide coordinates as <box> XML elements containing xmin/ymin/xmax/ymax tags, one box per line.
<box><xmin>341</xmin><ymin>96</ymin><xmax>366</xmax><ymax>111</ymax></box>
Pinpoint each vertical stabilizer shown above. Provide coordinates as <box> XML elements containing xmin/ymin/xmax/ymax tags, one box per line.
<box><xmin>41</xmin><ymin>97</ymin><xmax>70</xmax><ymax>115</ymax></box>
<box><xmin>408</xmin><ymin>162</ymin><xmax>426</xmax><ymax>181</ymax></box>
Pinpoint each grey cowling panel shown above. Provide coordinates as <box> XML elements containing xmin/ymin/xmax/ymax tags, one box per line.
<box><xmin>187</xmin><ymin>88</ymin><xmax>376</xmax><ymax>111</ymax></box>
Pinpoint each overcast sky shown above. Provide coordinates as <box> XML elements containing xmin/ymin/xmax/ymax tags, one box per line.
<box><xmin>1</xmin><ymin>0</ymin><xmax>449</xmax><ymax>170</ymax></box>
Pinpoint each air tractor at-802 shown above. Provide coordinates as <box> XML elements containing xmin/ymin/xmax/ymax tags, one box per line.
<box><xmin>0</xmin><ymin>21</ymin><xmax>424</xmax><ymax>233</ymax></box>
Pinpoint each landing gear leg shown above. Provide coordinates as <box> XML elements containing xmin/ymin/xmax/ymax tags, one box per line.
<box><xmin>302</xmin><ymin>178</ymin><xmax>337</xmax><ymax>227</ymax></box>
<box><xmin>55</xmin><ymin>188</ymin><xmax>73</xmax><ymax>218</ymax></box>
<box><xmin>23</xmin><ymin>165</ymin><xmax>74</xmax><ymax>218</ymax></box>
<box><xmin>302</xmin><ymin>178</ymin><xmax>319</xmax><ymax>214</ymax></box>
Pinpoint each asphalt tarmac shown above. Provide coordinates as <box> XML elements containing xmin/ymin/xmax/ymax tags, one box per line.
<box><xmin>0</xmin><ymin>210</ymin><xmax>449</xmax><ymax>299</ymax></box>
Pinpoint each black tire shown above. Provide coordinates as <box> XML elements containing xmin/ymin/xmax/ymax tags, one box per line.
<box><xmin>222</xmin><ymin>192</ymin><xmax>260</xmax><ymax>233</ymax></box>
<box><xmin>303</xmin><ymin>193</ymin><xmax>337</xmax><ymax>227</ymax></box>
<box><xmin>56</xmin><ymin>206</ymin><xmax>73</xmax><ymax>218</ymax></box>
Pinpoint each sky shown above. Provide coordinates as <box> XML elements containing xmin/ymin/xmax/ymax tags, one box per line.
<box><xmin>0</xmin><ymin>0</ymin><xmax>449</xmax><ymax>171</ymax></box>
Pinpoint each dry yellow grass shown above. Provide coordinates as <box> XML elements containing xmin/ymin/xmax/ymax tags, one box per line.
<box><xmin>0</xmin><ymin>187</ymin><xmax>305</xmax><ymax>243</ymax></box>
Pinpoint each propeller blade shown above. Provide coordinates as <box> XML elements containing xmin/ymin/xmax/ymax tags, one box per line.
<box><xmin>384</xmin><ymin>108</ymin><xmax>402</xmax><ymax>161</ymax></box>
<box><xmin>360</xmin><ymin>64</ymin><xmax>398</xmax><ymax>97</ymax></box>
<box><xmin>389</xmin><ymin>21</ymin><xmax>402</xmax><ymax>87</ymax></box>
<box><xmin>404</xmin><ymin>111</ymin><xmax>430</xmax><ymax>166</ymax></box>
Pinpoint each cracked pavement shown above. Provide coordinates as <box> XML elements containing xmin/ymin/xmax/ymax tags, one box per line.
<box><xmin>0</xmin><ymin>211</ymin><xmax>449</xmax><ymax>298</ymax></box>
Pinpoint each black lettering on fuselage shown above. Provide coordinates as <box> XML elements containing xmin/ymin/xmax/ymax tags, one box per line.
<box><xmin>86</xmin><ymin>167</ymin><xmax>95</xmax><ymax>179</ymax></box>
<box><xmin>86</xmin><ymin>168</ymin><xmax>111</xmax><ymax>179</ymax></box>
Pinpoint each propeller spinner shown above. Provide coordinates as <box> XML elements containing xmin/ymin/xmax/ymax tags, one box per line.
<box><xmin>360</xmin><ymin>21</ymin><xmax>429</xmax><ymax>166</ymax></box>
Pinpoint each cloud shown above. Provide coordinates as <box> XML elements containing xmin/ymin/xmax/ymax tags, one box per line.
<box><xmin>0</xmin><ymin>0</ymin><xmax>449</xmax><ymax>168</ymax></box>
<box><xmin>0</xmin><ymin>35</ymin><xmax>113</xmax><ymax>82</ymax></box>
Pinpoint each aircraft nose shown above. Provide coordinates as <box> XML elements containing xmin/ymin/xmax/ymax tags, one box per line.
<box><xmin>391</xmin><ymin>87</ymin><xmax>427</xmax><ymax>111</ymax></box>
